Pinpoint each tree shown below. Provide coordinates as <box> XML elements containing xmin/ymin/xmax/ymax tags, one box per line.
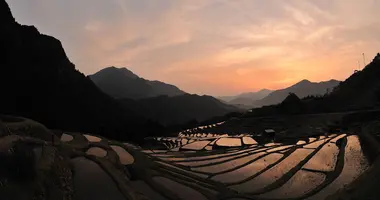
<box><xmin>278</xmin><ymin>93</ymin><xmax>304</xmax><ymax>114</ymax></box>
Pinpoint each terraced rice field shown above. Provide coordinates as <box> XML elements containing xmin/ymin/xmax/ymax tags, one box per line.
<box><xmin>58</xmin><ymin>122</ymin><xmax>370</xmax><ymax>200</ymax></box>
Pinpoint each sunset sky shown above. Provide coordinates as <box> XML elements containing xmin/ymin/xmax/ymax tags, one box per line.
<box><xmin>7</xmin><ymin>0</ymin><xmax>380</xmax><ymax>96</ymax></box>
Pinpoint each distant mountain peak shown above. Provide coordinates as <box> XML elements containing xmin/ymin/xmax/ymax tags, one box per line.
<box><xmin>289</xmin><ymin>79</ymin><xmax>312</xmax><ymax>89</ymax></box>
<box><xmin>89</xmin><ymin>66</ymin><xmax>185</xmax><ymax>99</ymax></box>
<box><xmin>253</xmin><ymin>78</ymin><xmax>340</xmax><ymax>107</ymax></box>
<box><xmin>297</xmin><ymin>79</ymin><xmax>312</xmax><ymax>84</ymax></box>
<box><xmin>295</xmin><ymin>79</ymin><xmax>340</xmax><ymax>86</ymax></box>
<box><xmin>319</xmin><ymin>79</ymin><xmax>340</xmax><ymax>84</ymax></box>
<box><xmin>111</xmin><ymin>66</ymin><xmax>132</xmax><ymax>72</ymax></box>
<box><xmin>94</xmin><ymin>66</ymin><xmax>139</xmax><ymax>79</ymax></box>
<box><xmin>258</xmin><ymin>88</ymin><xmax>271</xmax><ymax>92</ymax></box>
<box><xmin>102</xmin><ymin>66</ymin><xmax>133</xmax><ymax>72</ymax></box>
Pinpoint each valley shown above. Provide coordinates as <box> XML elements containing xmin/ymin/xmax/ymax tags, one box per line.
<box><xmin>1</xmin><ymin>0</ymin><xmax>380</xmax><ymax>199</ymax></box>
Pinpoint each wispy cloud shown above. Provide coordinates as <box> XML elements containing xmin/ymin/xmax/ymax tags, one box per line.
<box><xmin>7</xmin><ymin>0</ymin><xmax>380</xmax><ymax>95</ymax></box>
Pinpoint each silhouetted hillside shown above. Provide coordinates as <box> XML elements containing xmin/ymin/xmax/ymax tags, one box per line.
<box><xmin>90</xmin><ymin>67</ymin><xmax>239</xmax><ymax>125</ymax></box>
<box><xmin>220</xmin><ymin>80</ymin><xmax>339</xmax><ymax>109</ymax></box>
<box><xmin>0</xmin><ymin>0</ymin><xmax>163</xmax><ymax>142</ymax></box>
<box><xmin>253</xmin><ymin>79</ymin><xmax>340</xmax><ymax>107</ymax></box>
<box><xmin>277</xmin><ymin>93</ymin><xmax>304</xmax><ymax>114</ymax></box>
<box><xmin>89</xmin><ymin>67</ymin><xmax>185</xmax><ymax>99</ymax></box>
<box><xmin>324</xmin><ymin>53</ymin><xmax>380</xmax><ymax>111</ymax></box>
<box><xmin>247</xmin><ymin>54</ymin><xmax>380</xmax><ymax>117</ymax></box>
<box><xmin>119</xmin><ymin>94</ymin><xmax>240</xmax><ymax>125</ymax></box>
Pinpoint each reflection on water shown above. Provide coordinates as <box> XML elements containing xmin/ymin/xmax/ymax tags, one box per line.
<box><xmin>330</xmin><ymin>133</ymin><xmax>347</xmax><ymax>143</ymax></box>
<box><xmin>296</xmin><ymin>140</ymin><xmax>307</xmax><ymax>145</ymax></box>
<box><xmin>60</xmin><ymin>133</ymin><xmax>73</xmax><ymax>142</ymax></box>
<box><xmin>242</xmin><ymin>137</ymin><xmax>257</xmax><ymax>145</ymax></box>
<box><xmin>213</xmin><ymin>153</ymin><xmax>283</xmax><ymax>183</ymax></box>
<box><xmin>267</xmin><ymin>145</ymin><xmax>293</xmax><ymax>153</ymax></box>
<box><xmin>306</xmin><ymin>135</ymin><xmax>369</xmax><ymax>200</ymax></box>
<box><xmin>231</xmin><ymin>149</ymin><xmax>313</xmax><ymax>193</ymax></box>
<box><xmin>110</xmin><ymin>145</ymin><xmax>134</xmax><ymax>165</ymax></box>
<box><xmin>216</xmin><ymin>138</ymin><xmax>241</xmax><ymax>147</ymax></box>
<box><xmin>86</xmin><ymin>147</ymin><xmax>107</xmax><ymax>157</ymax></box>
<box><xmin>177</xmin><ymin>153</ymin><xmax>247</xmax><ymax>167</ymax></box>
<box><xmin>193</xmin><ymin>152</ymin><xmax>267</xmax><ymax>174</ymax></box>
<box><xmin>181</xmin><ymin>139</ymin><xmax>188</xmax><ymax>144</ymax></box>
<box><xmin>303</xmin><ymin>143</ymin><xmax>338</xmax><ymax>171</ymax></box>
<box><xmin>264</xmin><ymin>142</ymin><xmax>281</xmax><ymax>147</ymax></box>
<box><xmin>84</xmin><ymin>134</ymin><xmax>102</xmax><ymax>143</ymax></box>
<box><xmin>182</xmin><ymin>141</ymin><xmax>210</xmax><ymax>150</ymax></box>
<box><xmin>156</xmin><ymin>161</ymin><xmax>208</xmax><ymax>178</ymax></box>
<box><xmin>146</xmin><ymin>133</ymin><xmax>370</xmax><ymax>199</ymax></box>
<box><xmin>205</xmin><ymin>146</ymin><xmax>213</xmax><ymax>151</ymax></box>
<box><xmin>257</xmin><ymin>170</ymin><xmax>326</xmax><ymax>199</ymax></box>
<box><xmin>303</xmin><ymin>139</ymin><xmax>326</xmax><ymax>149</ymax></box>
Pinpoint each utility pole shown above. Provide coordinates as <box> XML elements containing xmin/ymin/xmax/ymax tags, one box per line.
<box><xmin>363</xmin><ymin>53</ymin><xmax>366</xmax><ymax>68</ymax></box>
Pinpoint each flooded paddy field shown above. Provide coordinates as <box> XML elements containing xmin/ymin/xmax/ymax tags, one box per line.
<box><xmin>55</xmin><ymin>121</ymin><xmax>371</xmax><ymax>199</ymax></box>
<box><xmin>132</xmin><ymin>121</ymin><xmax>372</xmax><ymax>200</ymax></box>
<box><xmin>1</xmin><ymin>115</ymin><xmax>376</xmax><ymax>200</ymax></box>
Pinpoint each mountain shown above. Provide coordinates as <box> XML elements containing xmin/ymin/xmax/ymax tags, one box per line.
<box><xmin>89</xmin><ymin>66</ymin><xmax>185</xmax><ymax>99</ymax></box>
<box><xmin>247</xmin><ymin>53</ymin><xmax>380</xmax><ymax>117</ymax></box>
<box><xmin>253</xmin><ymin>79</ymin><xmax>340</xmax><ymax>107</ymax></box>
<box><xmin>89</xmin><ymin>67</ymin><xmax>240</xmax><ymax>125</ymax></box>
<box><xmin>218</xmin><ymin>96</ymin><xmax>236</xmax><ymax>102</ymax></box>
<box><xmin>324</xmin><ymin>53</ymin><xmax>380</xmax><ymax>111</ymax></box>
<box><xmin>0</xmin><ymin>0</ymin><xmax>163</xmax><ymax>142</ymax></box>
<box><xmin>119</xmin><ymin>94</ymin><xmax>240</xmax><ymax>126</ymax></box>
<box><xmin>228</xmin><ymin>89</ymin><xmax>273</xmax><ymax>105</ymax></box>
<box><xmin>219</xmin><ymin>80</ymin><xmax>339</xmax><ymax>109</ymax></box>
<box><xmin>238</xmin><ymin>89</ymin><xmax>273</xmax><ymax>99</ymax></box>
<box><xmin>218</xmin><ymin>89</ymin><xmax>272</xmax><ymax>103</ymax></box>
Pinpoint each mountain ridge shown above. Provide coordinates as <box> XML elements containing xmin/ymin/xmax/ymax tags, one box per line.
<box><xmin>253</xmin><ymin>79</ymin><xmax>340</xmax><ymax>107</ymax></box>
<box><xmin>89</xmin><ymin>66</ymin><xmax>186</xmax><ymax>99</ymax></box>
<box><xmin>119</xmin><ymin>93</ymin><xmax>240</xmax><ymax>126</ymax></box>
<box><xmin>218</xmin><ymin>79</ymin><xmax>340</xmax><ymax>108</ymax></box>
<box><xmin>0</xmin><ymin>0</ymin><xmax>164</xmax><ymax>142</ymax></box>
<box><xmin>89</xmin><ymin>66</ymin><xmax>240</xmax><ymax>125</ymax></box>
<box><xmin>218</xmin><ymin>89</ymin><xmax>273</xmax><ymax>104</ymax></box>
<box><xmin>247</xmin><ymin>54</ymin><xmax>380</xmax><ymax>117</ymax></box>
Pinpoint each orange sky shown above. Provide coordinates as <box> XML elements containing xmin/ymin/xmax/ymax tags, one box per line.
<box><xmin>7</xmin><ymin>0</ymin><xmax>380</xmax><ymax>96</ymax></box>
